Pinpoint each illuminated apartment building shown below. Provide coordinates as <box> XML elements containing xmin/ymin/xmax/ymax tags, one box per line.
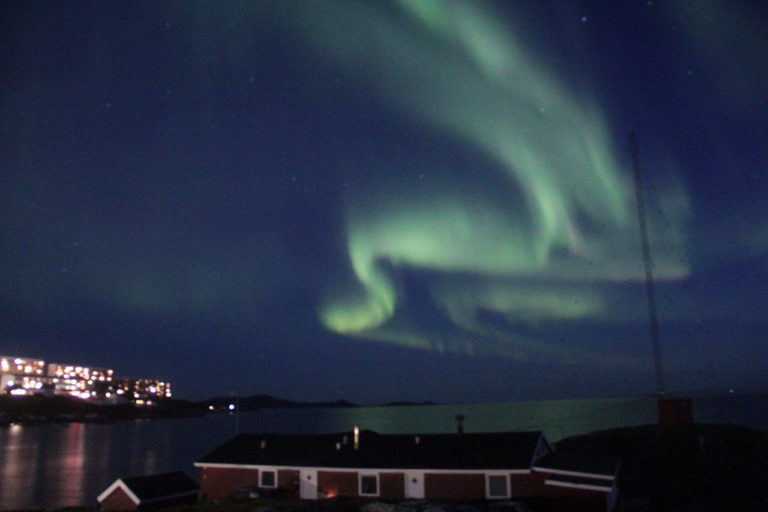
<box><xmin>0</xmin><ymin>356</ymin><xmax>49</xmax><ymax>396</ymax></box>
<box><xmin>47</xmin><ymin>363</ymin><xmax>114</xmax><ymax>382</ymax></box>
<box><xmin>46</xmin><ymin>363</ymin><xmax>115</xmax><ymax>399</ymax></box>
<box><xmin>1</xmin><ymin>356</ymin><xmax>45</xmax><ymax>376</ymax></box>
<box><xmin>108</xmin><ymin>377</ymin><xmax>172</xmax><ymax>403</ymax></box>
<box><xmin>133</xmin><ymin>378</ymin><xmax>172</xmax><ymax>402</ymax></box>
<box><xmin>1</xmin><ymin>355</ymin><xmax>171</xmax><ymax>402</ymax></box>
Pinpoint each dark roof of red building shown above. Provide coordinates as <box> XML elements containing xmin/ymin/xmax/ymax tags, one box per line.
<box><xmin>533</xmin><ymin>451</ymin><xmax>619</xmax><ymax>479</ymax></box>
<box><xmin>122</xmin><ymin>472</ymin><xmax>198</xmax><ymax>501</ymax></box>
<box><xmin>197</xmin><ymin>430</ymin><xmax>545</xmax><ymax>470</ymax></box>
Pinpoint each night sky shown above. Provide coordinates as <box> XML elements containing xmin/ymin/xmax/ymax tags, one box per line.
<box><xmin>2</xmin><ymin>1</ymin><xmax>767</xmax><ymax>404</ymax></box>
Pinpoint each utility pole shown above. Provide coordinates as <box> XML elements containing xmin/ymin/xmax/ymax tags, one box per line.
<box><xmin>629</xmin><ymin>132</ymin><xmax>666</xmax><ymax>396</ymax></box>
<box><xmin>235</xmin><ymin>394</ymin><xmax>240</xmax><ymax>434</ymax></box>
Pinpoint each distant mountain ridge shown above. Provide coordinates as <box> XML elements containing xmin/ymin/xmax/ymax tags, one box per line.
<box><xmin>199</xmin><ymin>394</ymin><xmax>359</xmax><ymax>411</ymax></box>
<box><xmin>199</xmin><ymin>394</ymin><xmax>439</xmax><ymax>410</ymax></box>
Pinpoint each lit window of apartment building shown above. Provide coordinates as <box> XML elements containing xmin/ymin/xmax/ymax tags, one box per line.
<box><xmin>1</xmin><ymin>356</ymin><xmax>45</xmax><ymax>376</ymax></box>
<box><xmin>1</xmin><ymin>356</ymin><xmax>49</xmax><ymax>395</ymax></box>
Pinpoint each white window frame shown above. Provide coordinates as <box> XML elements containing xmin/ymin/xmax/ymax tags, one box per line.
<box><xmin>260</xmin><ymin>469</ymin><xmax>277</xmax><ymax>488</ymax></box>
<box><xmin>358</xmin><ymin>473</ymin><xmax>379</xmax><ymax>496</ymax></box>
<box><xmin>485</xmin><ymin>473</ymin><xmax>511</xmax><ymax>499</ymax></box>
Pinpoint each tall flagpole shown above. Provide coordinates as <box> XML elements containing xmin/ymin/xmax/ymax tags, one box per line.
<box><xmin>629</xmin><ymin>132</ymin><xmax>666</xmax><ymax>396</ymax></box>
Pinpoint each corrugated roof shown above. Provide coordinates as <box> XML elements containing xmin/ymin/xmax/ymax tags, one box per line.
<box><xmin>197</xmin><ymin>430</ymin><xmax>543</xmax><ymax>470</ymax></box>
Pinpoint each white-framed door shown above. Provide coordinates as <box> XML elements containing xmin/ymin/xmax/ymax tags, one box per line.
<box><xmin>299</xmin><ymin>469</ymin><xmax>318</xmax><ymax>499</ymax></box>
<box><xmin>404</xmin><ymin>471</ymin><xmax>425</xmax><ymax>499</ymax></box>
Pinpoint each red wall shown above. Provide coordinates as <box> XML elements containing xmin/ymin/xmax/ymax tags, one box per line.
<box><xmin>200</xmin><ymin>467</ymin><xmax>259</xmax><ymax>500</ymax></box>
<box><xmin>200</xmin><ymin>466</ymin><xmax>608</xmax><ymax>505</ymax></box>
<box><xmin>278</xmin><ymin>469</ymin><xmax>300</xmax><ymax>497</ymax></box>
<box><xmin>316</xmin><ymin>472</ymin><xmax>403</xmax><ymax>499</ymax></box>
<box><xmin>380</xmin><ymin>472</ymin><xmax>405</xmax><ymax>499</ymax></box>
<box><xmin>424</xmin><ymin>473</ymin><xmax>485</xmax><ymax>500</ymax></box>
<box><xmin>319</xmin><ymin>471</ymin><xmax>357</xmax><ymax>497</ymax></box>
<box><xmin>511</xmin><ymin>472</ymin><xmax>549</xmax><ymax>497</ymax></box>
<box><xmin>101</xmin><ymin>488</ymin><xmax>137</xmax><ymax>511</ymax></box>
<box><xmin>658</xmin><ymin>398</ymin><xmax>693</xmax><ymax>427</ymax></box>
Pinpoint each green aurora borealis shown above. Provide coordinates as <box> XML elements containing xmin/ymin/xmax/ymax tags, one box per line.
<box><xmin>2</xmin><ymin>0</ymin><xmax>767</xmax><ymax>401</ymax></box>
<box><xmin>312</xmin><ymin>1</ymin><xmax>688</xmax><ymax>360</ymax></box>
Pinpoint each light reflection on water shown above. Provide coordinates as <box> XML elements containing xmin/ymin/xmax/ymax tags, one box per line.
<box><xmin>1</xmin><ymin>424</ymin><xmax>30</xmax><ymax>508</ymax></box>
<box><xmin>0</xmin><ymin>395</ymin><xmax>764</xmax><ymax>510</ymax></box>
<box><xmin>59</xmin><ymin>423</ymin><xmax>86</xmax><ymax>504</ymax></box>
<box><xmin>0</xmin><ymin>417</ymin><xmax>227</xmax><ymax>511</ymax></box>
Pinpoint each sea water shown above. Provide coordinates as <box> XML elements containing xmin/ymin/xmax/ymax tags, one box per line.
<box><xmin>0</xmin><ymin>394</ymin><xmax>765</xmax><ymax>510</ymax></box>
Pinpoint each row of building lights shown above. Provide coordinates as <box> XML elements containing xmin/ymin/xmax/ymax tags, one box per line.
<box><xmin>0</xmin><ymin>355</ymin><xmax>171</xmax><ymax>404</ymax></box>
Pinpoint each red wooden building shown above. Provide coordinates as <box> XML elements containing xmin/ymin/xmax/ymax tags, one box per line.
<box><xmin>195</xmin><ymin>429</ymin><xmax>618</xmax><ymax>510</ymax></box>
